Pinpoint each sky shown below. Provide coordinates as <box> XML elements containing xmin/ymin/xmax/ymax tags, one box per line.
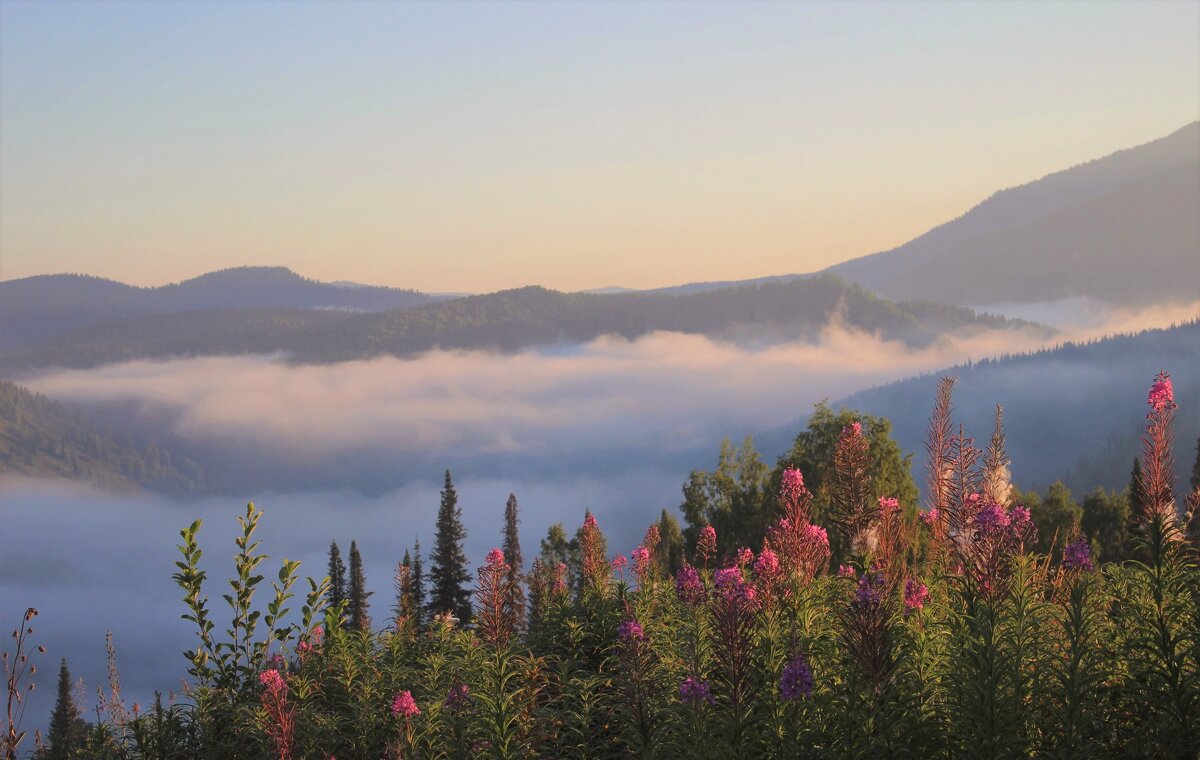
<box><xmin>1</xmin><ymin>0</ymin><xmax>1197</xmax><ymax>292</ymax></box>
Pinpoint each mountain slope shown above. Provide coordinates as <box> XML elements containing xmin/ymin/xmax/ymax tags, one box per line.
<box><xmin>759</xmin><ymin>321</ymin><xmax>1200</xmax><ymax>497</ymax></box>
<box><xmin>0</xmin><ymin>379</ymin><xmax>205</xmax><ymax>493</ymax></box>
<box><xmin>0</xmin><ymin>266</ymin><xmax>441</xmax><ymax>350</ymax></box>
<box><xmin>0</xmin><ymin>274</ymin><xmax>1043</xmax><ymax>372</ymax></box>
<box><xmin>826</xmin><ymin>122</ymin><xmax>1200</xmax><ymax>307</ymax></box>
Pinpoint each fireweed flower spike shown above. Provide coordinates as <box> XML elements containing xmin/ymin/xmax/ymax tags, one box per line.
<box><xmin>780</xmin><ymin>654</ymin><xmax>814</xmax><ymax>700</ymax></box>
<box><xmin>679</xmin><ymin>676</ymin><xmax>715</xmax><ymax>706</ymax></box>
<box><xmin>1062</xmin><ymin>538</ymin><xmax>1095</xmax><ymax>572</ymax></box>
<box><xmin>675</xmin><ymin>564</ymin><xmax>706</xmax><ymax>607</ymax></box>
<box><xmin>617</xmin><ymin>619</ymin><xmax>645</xmax><ymax>642</ymax></box>
<box><xmin>391</xmin><ymin>690</ymin><xmax>420</xmax><ymax>719</ymax></box>
<box><xmin>698</xmin><ymin>525</ymin><xmax>717</xmax><ymax>564</ymax></box>
<box><xmin>904</xmin><ymin>578</ymin><xmax>930</xmax><ymax>614</ymax></box>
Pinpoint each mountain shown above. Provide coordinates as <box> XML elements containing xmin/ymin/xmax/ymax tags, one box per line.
<box><xmin>826</xmin><ymin>122</ymin><xmax>1200</xmax><ymax>307</ymax></box>
<box><xmin>0</xmin><ymin>266</ymin><xmax>443</xmax><ymax>350</ymax></box>
<box><xmin>0</xmin><ymin>274</ymin><xmax>1043</xmax><ymax>373</ymax></box>
<box><xmin>0</xmin><ymin>379</ymin><xmax>205</xmax><ymax>493</ymax></box>
<box><xmin>758</xmin><ymin>321</ymin><xmax>1200</xmax><ymax>498</ymax></box>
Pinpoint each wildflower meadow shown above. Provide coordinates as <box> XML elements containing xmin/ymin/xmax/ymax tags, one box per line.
<box><xmin>6</xmin><ymin>372</ymin><xmax>1200</xmax><ymax>759</ymax></box>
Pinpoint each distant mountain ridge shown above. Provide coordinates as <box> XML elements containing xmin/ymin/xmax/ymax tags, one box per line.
<box><xmin>0</xmin><ymin>274</ymin><xmax>1043</xmax><ymax>373</ymax></box>
<box><xmin>825</xmin><ymin>122</ymin><xmax>1200</xmax><ymax>306</ymax></box>
<box><xmin>0</xmin><ymin>266</ymin><xmax>442</xmax><ymax>350</ymax></box>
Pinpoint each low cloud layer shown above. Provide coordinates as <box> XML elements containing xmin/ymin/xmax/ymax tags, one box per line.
<box><xmin>24</xmin><ymin>321</ymin><xmax>1070</xmax><ymax>464</ymax></box>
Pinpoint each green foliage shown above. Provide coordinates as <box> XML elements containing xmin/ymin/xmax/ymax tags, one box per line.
<box><xmin>681</xmin><ymin>404</ymin><xmax>920</xmax><ymax>566</ymax></box>
<box><xmin>1020</xmin><ymin>481</ymin><xmax>1083</xmax><ymax>555</ymax></box>
<box><xmin>1081</xmin><ymin>487</ymin><xmax>1130</xmax><ymax>563</ymax></box>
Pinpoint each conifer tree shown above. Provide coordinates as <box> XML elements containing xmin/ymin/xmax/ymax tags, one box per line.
<box><xmin>347</xmin><ymin>541</ymin><xmax>371</xmax><ymax>631</ymax></box>
<box><xmin>656</xmin><ymin>509</ymin><xmax>685</xmax><ymax>575</ymax></box>
<box><xmin>502</xmin><ymin>493</ymin><xmax>526</xmax><ymax>634</ymax></box>
<box><xmin>395</xmin><ymin>549</ymin><xmax>414</xmax><ymax>624</ymax></box>
<box><xmin>327</xmin><ymin>540</ymin><xmax>347</xmax><ymax>621</ymax></box>
<box><xmin>46</xmin><ymin>659</ymin><xmax>84</xmax><ymax>760</ymax></box>
<box><xmin>1124</xmin><ymin>457</ymin><xmax>1148</xmax><ymax>561</ymax></box>
<box><xmin>429</xmin><ymin>470</ymin><xmax>472</xmax><ymax>623</ymax></box>
<box><xmin>411</xmin><ymin>539</ymin><xmax>425</xmax><ymax>629</ymax></box>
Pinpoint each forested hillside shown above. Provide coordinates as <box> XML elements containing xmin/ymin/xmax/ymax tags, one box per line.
<box><xmin>0</xmin><ymin>379</ymin><xmax>204</xmax><ymax>493</ymax></box>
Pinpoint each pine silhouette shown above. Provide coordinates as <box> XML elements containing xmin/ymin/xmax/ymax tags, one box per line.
<box><xmin>411</xmin><ymin>539</ymin><xmax>425</xmax><ymax>629</ymax></box>
<box><xmin>347</xmin><ymin>541</ymin><xmax>372</xmax><ymax>631</ymax></box>
<box><xmin>395</xmin><ymin>548</ymin><xmax>414</xmax><ymax>624</ymax></box>
<box><xmin>46</xmin><ymin>659</ymin><xmax>85</xmax><ymax>760</ymax></box>
<box><xmin>502</xmin><ymin>493</ymin><xmax>526</xmax><ymax>634</ymax></box>
<box><xmin>327</xmin><ymin>540</ymin><xmax>347</xmax><ymax>622</ymax></box>
<box><xmin>1124</xmin><ymin>457</ymin><xmax>1148</xmax><ymax>561</ymax></box>
<box><xmin>429</xmin><ymin>470</ymin><xmax>472</xmax><ymax>623</ymax></box>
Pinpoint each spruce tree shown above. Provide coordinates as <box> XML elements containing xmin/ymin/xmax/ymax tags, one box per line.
<box><xmin>429</xmin><ymin>470</ymin><xmax>472</xmax><ymax>623</ymax></box>
<box><xmin>327</xmin><ymin>540</ymin><xmax>347</xmax><ymax>621</ymax></box>
<box><xmin>347</xmin><ymin>541</ymin><xmax>371</xmax><ymax>631</ymax></box>
<box><xmin>502</xmin><ymin>493</ymin><xmax>526</xmax><ymax>634</ymax></box>
<box><xmin>46</xmin><ymin>659</ymin><xmax>84</xmax><ymax>760</ymax></box>
<box><xmin>395</xmin><ymin>549</ymin><xmax>414</xmax><ymax>623</ymax></box>
<box><xmin>1124</xmin><ymin>457</ymin><xmax>1148</xmax><ymax>561</ymax></box>
<box><xmin>411</xmin><ymin>539</ymin><xmax>425</xmax><ymax>629</ymax></box>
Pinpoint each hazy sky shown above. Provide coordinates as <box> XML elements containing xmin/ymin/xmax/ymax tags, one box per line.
<box><xmin>2</xmin><ymin>1</ymin><xmax>1197</xmax><ymax>292</ymax></box>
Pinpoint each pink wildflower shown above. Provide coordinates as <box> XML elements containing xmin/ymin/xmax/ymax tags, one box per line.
<box><xmin>617</xmin><ymin>619</ymin><xmax>645</xmax><ymax>641</ymax></box>
<box><xmin>921</xmin><ymin>508</ymin><xmax>940</xmax><ymax>527</ymax></box>
<box><xmin>632</xmin><ymin>546</ymin><xmax>652</xmax><ymax>576</ymax></box>
<box><xmin>837</xmin><ymin>564</ymin><xmax>857</xmax><ymax>579</ymax></box>
<box><xmin>753</xmin><ymin>548</ymin><xmax>780</xmax><ymax>579</ymax></box>
<box><xmin>1148</xmin><ymin>373</ymin><xmax>1175</xmax><ymax>411</ymax></box>
<box><xmin>737</xmin><ymin>547</ymin><xmax>754</xmax><ymax>568</ymax></box>
<box><xmin>878</xmin><ymin>496</ymin><xmax>900</xmax><ymax>514</ymax></box>
<box><xmin>391</xmin><ymin>690</ymin><xmax>420</xmax><ymax>719</ymax></box>
<box><xmin>583</xmin><ymin>512</ymin><xmax>598</xmax><ymax>530</ymax></box>
<box><xmin>904</xmin><ymin>579</ymin><xmax>929</xmax><ymax>613</ymax></box>
<box><xmin>675</xmin><ymin>564</ymin><xmax>706</xmax><ymax>606</ymax></box>
<box><xmin>698</xmin><ymin>525</ymin><xmax>717</xmax><ymax>560</ymax></box>
<box><xmin>781</xmin><ymin>467</ymin><xmax>806</xmax><ymax>499</ymax></box>
<box><xmin>612</xmin><ymin>554</ymin><xmax>628</xmax><ymax>573</ymax></box>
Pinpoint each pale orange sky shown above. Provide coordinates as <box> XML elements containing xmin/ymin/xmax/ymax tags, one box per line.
<box><xmin>2</xmin><ymin>1</ymin><xmax>1197</xmax><ymax>292</ymax></box>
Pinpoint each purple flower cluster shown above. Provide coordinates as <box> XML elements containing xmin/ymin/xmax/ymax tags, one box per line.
<box><xmin>715</xmin><ymin>565</ymin><xmax>758</xmax><ymax>607</ymax></box>
<box><xmin>617</xmin><ymin>620</ymin><xmax>645</xmax><ymax>641</ymax></box>
<box><xmin>780</xmin><ymin>654</ymin><xmax>813</xmax><ymax>700</ymax></box>
<box><xmin>444</xmin><ymin>682</ymin><xmax>472</xmax><ymax>713</ymax></box>
<box><xmin>974</xmin><ymin>502</ymin><xmax>1011</xmax><ymax>534</ymax></box>
<box><xmin>679</xmin><ymin>676</ymin><xmax>715</xmax><ymax>706</ymax></box>
<box><xmin>675</xmin><ymin>565</ymin><xmax>706</xmax><ymax>607</ymax></box>
<box><xmin>853</xmin><ymin>572</ymin><xmax>884</xmax><ymax>607</ymax></box>
<box><xmin>1062</xmin><ymin>538</ymin><xmax>1095</xmax><ymax>572</ymax></box>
